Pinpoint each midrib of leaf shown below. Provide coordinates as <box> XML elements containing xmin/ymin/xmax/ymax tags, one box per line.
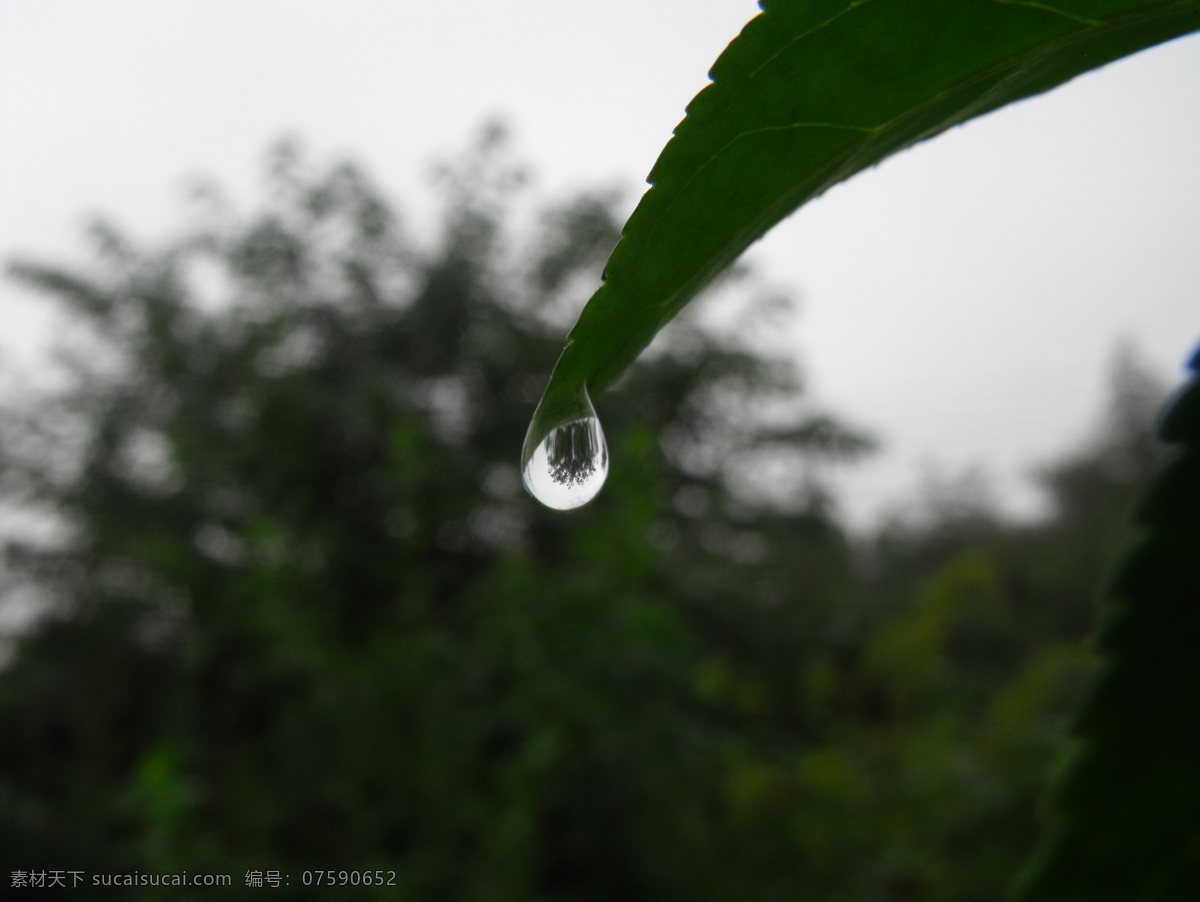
<box><xmin>985</xmin><ymin>1</ymin><xmax>1099</xmax><ymax>28</ymax></box>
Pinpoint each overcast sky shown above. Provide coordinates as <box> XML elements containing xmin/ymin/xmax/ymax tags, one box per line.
<box><xmin>2</xmin><ymin>0</ymin><xmax>1197</xmax><ymax>526</ymax></box>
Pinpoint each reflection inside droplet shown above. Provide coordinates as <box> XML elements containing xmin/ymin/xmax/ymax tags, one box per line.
<box><xmin>521</xmin><ymin>415</ymin><xmax>608</xmax><ymax>510</ymax></box>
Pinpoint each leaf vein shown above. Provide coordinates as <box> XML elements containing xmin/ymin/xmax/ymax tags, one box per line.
<box><xmin>983</xmin><ymin>0</ymin><xmax>1101</xmax><ymax>26</ymax></box>
<box><xmin>746</xmin><ymin>1</ymin><xmax>883</xmax><ymax>83</ymax></box>
<box><xmin>738</xmin><ymin>122</ymin><xmax>879</xmax><ymax>137</ymax></box>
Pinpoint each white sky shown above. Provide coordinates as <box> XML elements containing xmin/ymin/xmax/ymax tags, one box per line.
<box><xmin>1</xmin><ymin>0</ymin><xmax>1197</xmax><ymax>527</ymax></box>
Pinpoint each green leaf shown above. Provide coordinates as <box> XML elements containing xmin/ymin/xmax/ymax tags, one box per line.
<box><xmin>531</xmin><ymin>0</ymin><xmax>1200</xmax><ymax>421</ymax></box>
<box><xmin>1012</xmin><ymin>348</ymin><xmax>1200</xmax><ymax>900</ymax></box>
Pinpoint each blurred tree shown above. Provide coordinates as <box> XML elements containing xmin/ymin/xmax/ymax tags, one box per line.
<box><xmin>0</xmin><ymin>126</ymin><xmax>1164</xmax><ymax>901</ymax></box>
<box><xmin>0</xmin><ymin>127</ymin><xmax>869</xmax><ymax>900</ymax></box>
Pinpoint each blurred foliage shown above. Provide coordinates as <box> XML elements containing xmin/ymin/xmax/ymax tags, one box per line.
<box><xmin>1014</xmin><ymin>351</ymin><xmax>1200</xmax><ymax>902</ymax></box>
<box><xmin>0</xmin><ymin>127</ymin><xmax>1170</xmax><ymax>900</ymax></box>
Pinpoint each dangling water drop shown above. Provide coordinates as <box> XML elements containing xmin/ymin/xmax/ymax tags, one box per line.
<box><xmin>521</xmin><ymin>386</ymin><xmax>608</xmax><ymax>510</ymax></box>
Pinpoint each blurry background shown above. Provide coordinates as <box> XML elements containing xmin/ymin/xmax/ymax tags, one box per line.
<box><xmin>2</xmin><ymin>0</ymin><xmax>1197</xmax><ymax>525</ymax></box>
<box><xmin>0</xmin><ymin>2</ymin><xmax>1196</xmax><ymax>899</ymax></box>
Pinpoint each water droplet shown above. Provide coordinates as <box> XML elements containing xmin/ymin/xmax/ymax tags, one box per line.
<box><xmin>521</xmin><ymin>387</ymin><xmax>608</xmax><ymax>510</ymax></box>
